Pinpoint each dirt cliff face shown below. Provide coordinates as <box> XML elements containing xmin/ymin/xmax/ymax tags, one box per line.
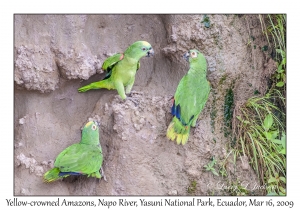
<box><xmin>14</xmin><ymin>14</ymin><xmax>272</xmax><ymax>195</ymax></box>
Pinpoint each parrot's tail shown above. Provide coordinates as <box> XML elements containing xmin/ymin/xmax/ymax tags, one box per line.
<box><xmin>78</xmin><ymin>79</ymin><xmax>114</xmax><ymax>93</ymax></box>
<box><xmin>166</xmin><ymin>117</ymin><xmax>190</xmax><ymax>145</ymax></box>
<box><xmin>43</xmin><ymin>168</ymin><xmax>69</xmax><ymax>183</ymax></box>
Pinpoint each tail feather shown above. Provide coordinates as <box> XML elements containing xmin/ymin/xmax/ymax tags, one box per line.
<box><xmin>78</xmin><ymin>80</ymin><xmax>114</xmax><ymax>93</ymax></box>
<box><xmin>176</xmin><ymin>134</ymin><xmax>183</xmax><ymax>145</ymax></box>
<box><xmin>78</xmin><ymin>84</ymin><xmax>93</xmax><ymax>92</ymax></box>
<box><xmin>166</xmin><ymin>117</ymin><xmax>190</xmax><ymax>145</ymax></box>
<box><xmin>59</xmin><ymin>172</ymin><xmax>82</xmax><ymax>176</ymax></box>
<box><xmin>43</xmin><ymin>168</ymin><xmax>69</xmax><ymax>183</ymax></box>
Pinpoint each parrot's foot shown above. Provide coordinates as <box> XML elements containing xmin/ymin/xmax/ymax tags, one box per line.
<box><xmin>100</xmin><ymin>167</ymin><xmax>107</xmax><ymax>182</ymax></box>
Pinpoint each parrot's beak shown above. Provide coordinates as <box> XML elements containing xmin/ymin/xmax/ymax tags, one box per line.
<box><xmin>146</xmin><ymin>48</ymin><xmax>154</xmax><ymax>57</ymax></box>
<box><xmin>183</xmin><ymin>52</ymin><xmax>190</xmax><ymax>61</ymax></box>
<box><xmin>94</xmin><ymin>120</ymin><xmax>101</xmax><ymax>127</ymax></box>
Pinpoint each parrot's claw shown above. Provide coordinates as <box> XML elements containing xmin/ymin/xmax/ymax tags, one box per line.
<box><xmin>126</xmin><ymin>96</ymin><xmax>139</xmax><ymax>106</ymax></box>
<box><xmin>100</xmin><ymin>167</ymin><xmax>107</xmax><ymax>182</ymax></box>
<box><xmin>127</xmin><ymin>90</ymin><xmax>140</xmax><ymax>97</ymax></box>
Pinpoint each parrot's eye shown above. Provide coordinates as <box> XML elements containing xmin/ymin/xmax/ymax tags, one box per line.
<box><xmin>92</xmin><ymin>125</ymin><xmax>97</xmax><ymax>130</ymax></box>
<box><xmin>191</xmin><ymin>51</ymin><xmax>197</xmax><ymax>58</ymax></box>
<box><xmin>142</xmin><ymin>47</ymin><xmax>146</xmax><ymax>51</ymax></box>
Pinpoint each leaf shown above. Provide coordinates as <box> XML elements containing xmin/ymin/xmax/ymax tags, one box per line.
<box><xmin>279</xmin><ymin>177</ymin><xmax>286</xmax><ymax>183</ymax></box>
<box><xmin>277</xmin><ymin>69</ymin><xmax>284</xmax><ymax>73</ymax></box>
<box><xmin>264</xmin><ymin>132</ymin><xmax>272</xmax><ymax>140</ymax></box>
<box><xmin>276</xmin><ymin>81</ymin><xmax>285</xmax><ymax>87</ymax></box>
<box><xmin>270</xmin><ymin>130</ymin><xmax>279</xmax><ymax>139</ymax></box>
<box><xmin>244</xmin><ymin>120</ymin><xmax>250</xmax><ymax>124</ymax></box>
<box><xmin>211</xmin><ymin>157</ymin><xmax>216</xmax><ymax>166</ymax></box>
<box><xmin>263</xmin><ymin>114</ymin><xmax>273</xmax><ymax>131</ymax></box>
<box><xmin>279</xmin><ymin>148</ymin><xmax>286</xmax><ymax>155</ymax></box>
<box><xmin>236</xmin><ymin>116</ymin><xmax>242</xmax><ymax>121</ymax></box>
<box><xmin>276</xmin><ymin>49</ymin><xmax>285</xmax><ymax>58</ymax></box>
<box><xmin>279</xmin><ymin>186</ymin><xmax>286</xmax><ymax>194</ymax></box>
<box><xmin>281</xmin><ymin>133</ymin><xmax>286</xmax><ymax>148</ymax></box>
<box><xmin>201</xmin><ymin>15</ymin><xmax>211</xmax><ymax>28</ymax></box>
<box><xmin>268</xmin><ymin>177</ymin><xmax>277</xmax><ymax>183</ymax></box>
<box><xmin>281</xmin><ymin>73</ymin><xmax>286</xmax><ymax>82</ymax></box>
<box><xmin>204</xmin><ymin>22</ymin><xmax>210</xmax><ymax>28</ymax></box>
<box><xmin>276</xmin><ymin>49</ymin><xmax>283</xmax><ymax>54</ymax></box>
<box><xmin>262</xmin><ymin>45</ymin><xmax>268</xmax><ymax>51</ymax></box>
<box><xmin>271</xmin><ymin>139</ymin><xmax>283</xmax><ymax>145</ymax></box>
<box><xmin>277</xmin><ymin>63</ymin><xmax>282</xmax><ymax>72</ymax></box>
<box><xmin>267</xmin><ymin>191</ymin><xmax>278</xmax><ymax>196</ymax></box>
<box><xmin>211</xmin><ymin>169</ymin><xmax>219</xmax><ymax>176</ymax></box>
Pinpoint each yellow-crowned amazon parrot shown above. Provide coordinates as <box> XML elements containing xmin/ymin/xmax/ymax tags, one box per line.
<box><xmin>78</xmin><ymin>41</ymin><xmax>154</xmax><ymax>100</ymax></box>
<box><xmin>43</xmin><ymin>121</ymin><xmax>103</xmax><ymax>182</ymax></box>
<box><xmin>167</xmin><ymin>49</ymin><xmax>210</xmax><ymax>145</ymax></box>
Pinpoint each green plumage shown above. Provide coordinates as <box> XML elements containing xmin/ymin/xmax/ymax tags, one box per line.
<box><xmin>43</xmin><ymin>121</ymin><xmax>103</xmax><ymax>183</ymax></box>
<box><xmin>78</xmin><ymin>41</ymin><xmax>154</xmax><ymax>100</ymax></box>
<box><xmin>167</xmin><ymin>49</ymin><xmax>210</xmax><ymax>145</ymax></box>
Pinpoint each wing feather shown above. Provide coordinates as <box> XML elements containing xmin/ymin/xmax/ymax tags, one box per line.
<box><xmin>174</xmin><ymin>73</ymin><xmax>210</xmax><ymax>126</ymax></box>
<box><xmin>54</xmin><ymin>144</ymin><xmax>103</xmax><ymax>175</ymax></box>
<box><xmin>102</xmin><ymin>53</ymin><xmax>124</xmax><ymax>71</ymax></box>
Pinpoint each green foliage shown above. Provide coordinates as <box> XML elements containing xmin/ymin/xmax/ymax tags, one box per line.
<box><xmin>226</xmin><ymin>180</ymin><xmax>250</xmax><ymax>196</ymax></box>
<box><xmin>235</xmin><ymin>89</ymin><xmax>286</xmax><ymax>195</ymax></box>
<box><xmin>231</xmin><ymin>14</ymin><xmax>287</xmax><ymax>196</ymax></box>
<box><xmin>224</xmin><ymin>88</ymin><xmax>234</xmax><ymax>139</ymax></box>
<box><xmin>224</xmin><ymin>88</ymin><xmax>234</xmax><ymax>127</ymax></box>
<box><xmin>218</xmin><ymin>74</ymin><xmax>227</xmax><ymax>85</ymax></box>
<box><xmin>187</xmin><ymin>180</ymin><xmax>197</xmax><ymax>194</ymax></box>
<box><xmin>201</xmin><ymin>15</ymin><xmax>211</xmax><ymax>28</ymax></box>
<box><xmin>267</xmin><ymin>172</ymin><xmax>286</xmax><ymax>195</ymax></box>
<box><xmin>274</xmin><ymin>49</ymin><xmax>286</xmax><ymax>88</ymax></box>
<box><xmin>219</xmin><ymin>167</ymin><xmax>227</xmax><ymax>178</ymax></box>
<box><xmin>218</xmin><ymin>148</ymin><xmax>235</xmax><ymax>178</ymax></box>
<box><xmin>254</xmin><ymin>90</ymin><xmax>261</xmax><ymax>95</ymax></box>
<box><xmin>204</xmin><ymin>157</ymin><xmax>219</xmax><ymax>176</ymax></box>
<box><xmin>213</xmin><ymin>138</ymin><xmax>216</xmax><ymax>143</ymax></box>
<box><xmin>261</xmin><ymin>45</ymin><xmax>268</xmax><ymax>51</ymax></box>
<box><xmin>259</xmin><ymin>14</ymin><xmax>286</xmax><ymax>89</ymax></box>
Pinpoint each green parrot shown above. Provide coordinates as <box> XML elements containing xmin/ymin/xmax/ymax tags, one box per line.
<box><xmin>78</xmin><ymin>41</ymin><xmax>154</xmax><ymax>100</ymax></box>
<box><xmin>166</xmin><ymin>49</ymin><xmax>210</xmax><ymax>145</ymax></box>
<box><xmin>43</xmin><ymin>121</ymin><xmax>103</xmax><ymax>183</ymax></box>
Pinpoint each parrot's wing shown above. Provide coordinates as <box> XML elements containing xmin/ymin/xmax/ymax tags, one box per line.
<box><xmin>102</xmin><ymin>55</ymin><xmax>140</xmax><ymax>80</ymax></box>
<box><xmin>173</xmin><ymin>74</ymin><xmax>210</xmax><ymax>126</ymax></box>
<box><xmin>101</xmin><ymin>53</ymin><xmax>124</xmax><ymax>80</ymax></box>
<box><xmin>173</xmin><ymin>76</ymin><xmax>192</xmax><ymax>125</ymax></box>
<box><xmin>102</xmin><ymin>53</ymin><xmax>124</xmax><ymax>71</ymax></box>
<box><xmin>54</xmin><ymin>144</ymin><xmax>103</xmax><ymax>175</ymax></box>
